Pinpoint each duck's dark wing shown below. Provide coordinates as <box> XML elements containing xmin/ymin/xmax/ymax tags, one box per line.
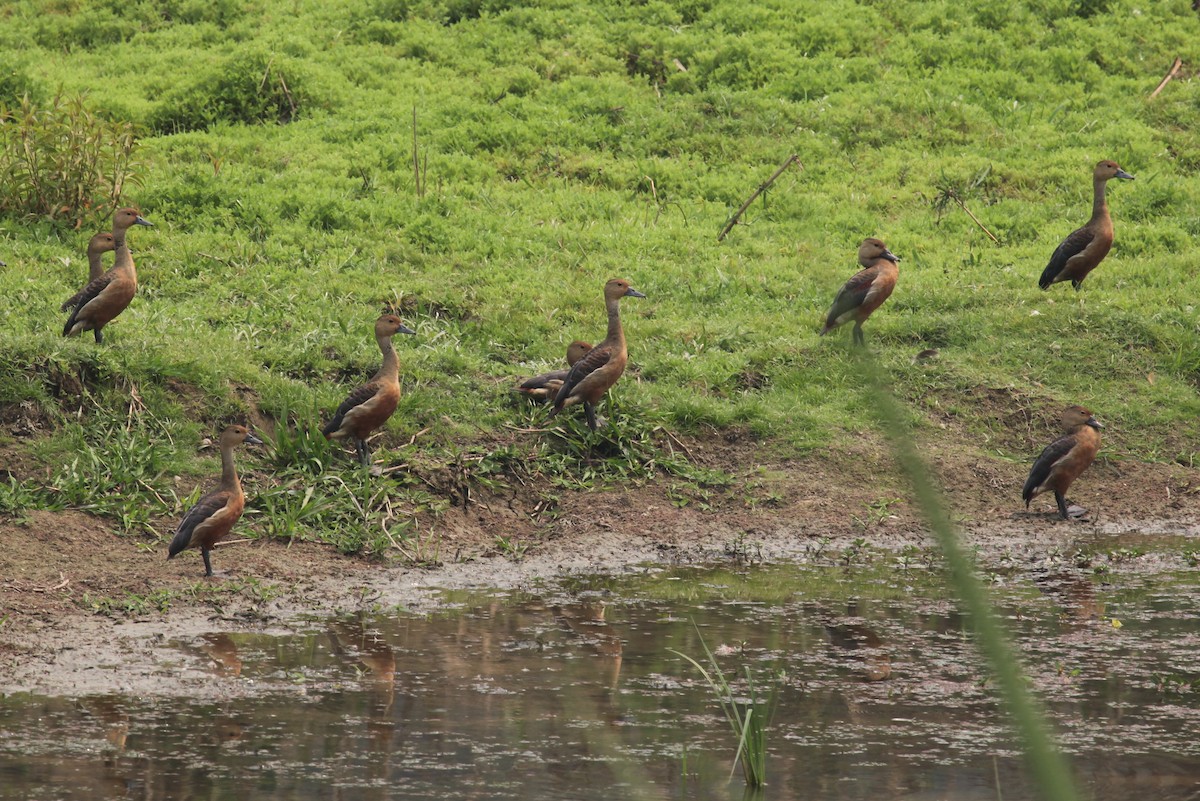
<box><xmin>1022</xmin><ymin>434</ymin><xmax>1076</xmax><ymax>503</ymax></box>
<box><xmin>824</xmin><ymin>268</ymin><xmax>877</xmax><ymax>326</ymax></box>
<box><xmin>169</xmin><ymin>488</ymin><xmax>232</xmax><ymax>556</ymax></box>
<box><xmin>61</xmin><ymin>285</ymin><xmax>92</xmax><ymax>312</ymax></box>
<box><xmin>1039</xmin><ymin>227</ymin><xmax>1094</xmax><ymax>288</ymax></box>
<box><xmin>518</xmin><ymin>368</ymin><xmax>570</xmax><ymax>393</ymax></box>
<box><xmin>62</xmin><ymin>273</ymin><xmax>114</xmax><ymax>331</ymax></box>
<box><xmin>553</xmin><ymin>345</ymin><xmax>615</xmax><ymax>407</ymax></box>
<box><xmin>322</xmin><ymin>381</ymin><xmax>381</xmax><ymax>436</ymax></box>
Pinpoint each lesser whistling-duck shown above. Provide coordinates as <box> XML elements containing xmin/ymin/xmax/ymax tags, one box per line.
<box><xmin>1040</xmin><ymin>160</ymin><xmax>1134</xmax><ymax>290</ymax></box>
<box><xmin>820</xmin><ymin>238</ymin><xmax>900</xmax><ymax>347</ymax></box>
<box><xmin>62</xmin><ymin>207</ymin><xmax>152</xmax><ymax>343</ymax></box>
<box><xmin>515</xmin><ymin>340</ymin><xmax>594</xmax><ymax>402</ymax></box>
<box><xmin>61</xmin><ymin>232</ymin><xmax>117</xmax><ymax>312</ymax></box>
<box><xmin>322</xmin><ymin>313</ymin><xmax>416</xmax><ymax>467</ymax></box>
<box><xmin>168</xmin><ymin>424</ymin><xmax>262</xmax><ymax>577</ymax></box>
<box><xmin>1022</xmin><ymin>405</ymin><xmax>1103</xmax><ymax>520</ymax></box>
<box><xmin>548</xmin><ymin>279</ymin><xmax>645</xmax><ymax>430</ymax></box>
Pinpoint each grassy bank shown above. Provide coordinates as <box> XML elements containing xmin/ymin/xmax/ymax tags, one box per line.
<box><xmin>1</xmin><ymin>0</ymin><xmax>1199</xmax><ymax>552</ymax></box>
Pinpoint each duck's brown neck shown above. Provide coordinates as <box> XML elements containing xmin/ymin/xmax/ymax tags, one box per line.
<box><xmin>87</xmin><ymin>250</ymin><xmax>107</xmax><ymax>280</ymax></box>
<box><xmin>112</xmin><ymin>226</ymin><xmax>135</xmax><ymax>272</ymax></box>
<box><xmin>605</xmin><ymin>296</ymin><xmax>625</xmax><ymax>345</ymax></box>
<box><xmin>1090</xmin><ymin>177</ymin><xmax>1110</xmax><ymax>222</ymax></box>
<box><xmin>1072</xmin><ymin>424</ymin><xmax>1101</xmax><ymax>445</ymax></box>
<box><xmin>376</xmin><ymin>335</ymin><xmax>399</xmax><ymax>380</ymax></box>
<box><xmin>219</xmin><ymin>442</ymin><xmax>241</xmax><ymax>491</ymax></box>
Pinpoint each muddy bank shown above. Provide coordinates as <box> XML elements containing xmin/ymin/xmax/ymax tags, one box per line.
<box><xmin>2</xmin><ymin>515</ymin><xmax>1198</xmax><ymax>699</ymax></box>
<box><xmin>2</xmin><ymin>447</ymin><xmax>1199</xmax><ymax>698</ymax></box>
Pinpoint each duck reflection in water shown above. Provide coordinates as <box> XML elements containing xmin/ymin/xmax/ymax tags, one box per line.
<box><xmin>1034</xmin><ymin>570</ymin><xmax>1105</xmax><ymax>626</ymax></box>
<box><xmin>79</xmin><ymin>695</ymin><xmax>130</xmax><ymax>752</ymax></box>
<box><xmin>554</xmin><ymin>599</ymin><xmax>624</xmax><ymax>689</ymax></box>
<box><xmin>200</xmin><ymin>632</ymin><xmax>243</xmax><ymax>677</ymax></box>
<box><xmin>328</xmin><ymin>616</ymin><xmax>400</xmax><ymax>769</ymax></box>
<box><xmin>821</xmin><ymin>603</ymin><xmax>892</xmax><ymax>682</ymax></box>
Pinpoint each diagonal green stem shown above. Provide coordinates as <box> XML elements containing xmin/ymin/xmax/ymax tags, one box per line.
<box><xmin>859</xmin><ymin>353</ymin><xmax>1079</xmax><ymax>801</ymax></box>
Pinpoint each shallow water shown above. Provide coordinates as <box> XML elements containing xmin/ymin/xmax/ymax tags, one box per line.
<box><xmin>4</xmin><ymin>560</ymin><xmax>1200</xmax><ymax>800</ymax></box>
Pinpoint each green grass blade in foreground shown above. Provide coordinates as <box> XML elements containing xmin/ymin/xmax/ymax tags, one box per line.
<box><xmin>860</xmin><ymin>353</ymin><xmax>1079</xmax><ymax>801</ymax></box>
<box><xmin>670</xmin><ymin>623</ymin><xmax>776</xmax><ymax>788</ymax></box>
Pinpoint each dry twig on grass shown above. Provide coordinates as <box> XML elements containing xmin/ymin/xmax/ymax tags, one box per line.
<box><xmin>658</xmin><ymin>426</ymin><xmax>695</xmax><ymax>461</ymax></box>
<box><xmin>946</xmin><ymin>190</ymin><xmax>1000</xmax><ymax>245</ymax></box>
<box><xmin>412</xmin><ymin>106</ymin><xmax>427</xmax><ymax>198</ymax></box>
<box><xmin>1148</xmin><ymin>57</ymin><xmax>1183</xmax><ymax>100</ymax></box>
<box><xmin>717</xmin><ymin>154</ymin><xmax>802</xmax><ymax>242</ymax></box>
<box><xmin>33</xmin><ymin>572</ymin><xmax>70</xmax><ymax>593</ymax></box>
<box><xmin>932</xmin><ymin>168</ymin><xmax>1000</xmax><ymax>245</ymax></box>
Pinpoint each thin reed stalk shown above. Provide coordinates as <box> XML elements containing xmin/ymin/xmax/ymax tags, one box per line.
<box><xmin>672</xmin><ymin>625</ymin><xmax>782</xmax><ymax>788</ymax></box>
<box><xmin>858</xmin><ymin>353</ymin><xmax>1079</xmax><ymax>801</ymax></box>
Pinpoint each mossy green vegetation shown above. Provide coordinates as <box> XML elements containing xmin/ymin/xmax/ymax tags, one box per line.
<box><xmin>1</xmin><ymin>0</ymin><xmax>1199</xmax><ymax>551</ymax></box>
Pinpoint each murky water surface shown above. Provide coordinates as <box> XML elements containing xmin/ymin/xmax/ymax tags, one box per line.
<box><xmin>4</xmin><ymin>558</ymin><xmax>1200</xmax><ymax>799</ymax></box>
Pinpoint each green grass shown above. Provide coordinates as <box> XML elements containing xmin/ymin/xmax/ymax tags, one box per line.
<box><xmin>82</xmin><ymin>575</ymin><xmax>285</xmax><ymax>618</ymax></box>
<box><xmin>2</xmin><ymin>0</ymin><xmax>1199</xmax><ymax>546</ymax></box>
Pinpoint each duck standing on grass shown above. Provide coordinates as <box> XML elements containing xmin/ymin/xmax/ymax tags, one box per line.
<box><xmin>548</xmin><ymin>279</ymin><xmax>645</xmax><ymax>430</ymax></box>
<box><xmin>61</xmin><ymin>232</ymin><xmax>117</xmax><ymax>311</ymax></box>
<box><xmin>1022</xmin><ymin>406</ymin><xmax>1103</xmax><ymax>520</ymax></box>
<box><xmin>168</xmin><ymin>425</ymin><xmax>263</xmax><ymax>577</ymax></box>
<box><xmin>62</xmin><ymin>207</ymin><xmax>153</xmax><ymax>343</ymax></box>
<box><xmin>820</xmin><ymin>238</ymin><xmax>900</xmax><ymax>347</ymax></box>
<box><xmin>515</xmin><ymin>340</ymin><xmax>593</xmax><ymax>401</ymax></box>
<box><xmin>323</xmin><ymin>313</ymin><xmax>416</xmax><ymax>467</ymax></box>
<box><xmin>1039</xmin><ymin>160</ymin><xmax>1134</xmax><ymax>290</ymax></box>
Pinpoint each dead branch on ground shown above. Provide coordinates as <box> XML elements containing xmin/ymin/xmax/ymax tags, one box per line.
<box><xmin>945</xmin><ymin>190</ymin><xmax>1000</xmax><ymax>245</ymax></box>
<box><xmin>717</xmin><ymin>154</ymin><xmax>802</xmax><ymax>242</ymax></box>
<box><xmin>1148</xmin><ymin>57</ymin><xmax>1183</xmax><ymax>100</ymax></box>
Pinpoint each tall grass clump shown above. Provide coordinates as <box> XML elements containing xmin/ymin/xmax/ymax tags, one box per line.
<box><xmin>247</xmin><ymin>468</ymin><xmax>431</xmax><ymax>558</ymax></box>
<box><xmin>0</xmin><ymin>93</ymin><xmax>141</xmax><ymax>226</ymax></box>
<box><xmin>542</xmin><ymin>405</ymin><xmax>674</xmax><ymax>484</ymax></box>
<box><xmin>510</xmin><ymin>398</ymin><xmax>729</xmax><ymax>492</ymax></box>
<box><xmin>0</xmin><ymin>56</ymin><xmax>43</xmax><ymax>106</ymax></box>
<box><xmin>672</xmin><ymin>627</ymin><xmax>783</xmax><ymax>789</ymax></box>
<box><xmin>267</xmin><ymin>413</ymin><xmax>335</xmax><ymax>476</ymax></box>
<box><xmin>247</xmin><ymin>411</ymin><xmax>442</xmax><ymax>558</ymax></box>
<box><xmin>41</xmin><ymin>412</ymin><xmax>180</xmax><ymax>533</ymax></box>
<box><xmin>0</xmin><ymin>475</ymin><xmax>42</xmax><ymax>516</ymax></box>
<box><xmin>149</xmin><ymin>49</ymin><xmax>313</xmax><ymax>134</ymax></box>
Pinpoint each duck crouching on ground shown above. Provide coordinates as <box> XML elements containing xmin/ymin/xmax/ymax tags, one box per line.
<box><xmin>516</xmin><ymin>340</ymin><xmax>593</xmax><ymax>402</ymax></box>
<box><xmin>61</xmin><ymin>232</ymin><xmax>117</xmax><ymax>312</ymax></box>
